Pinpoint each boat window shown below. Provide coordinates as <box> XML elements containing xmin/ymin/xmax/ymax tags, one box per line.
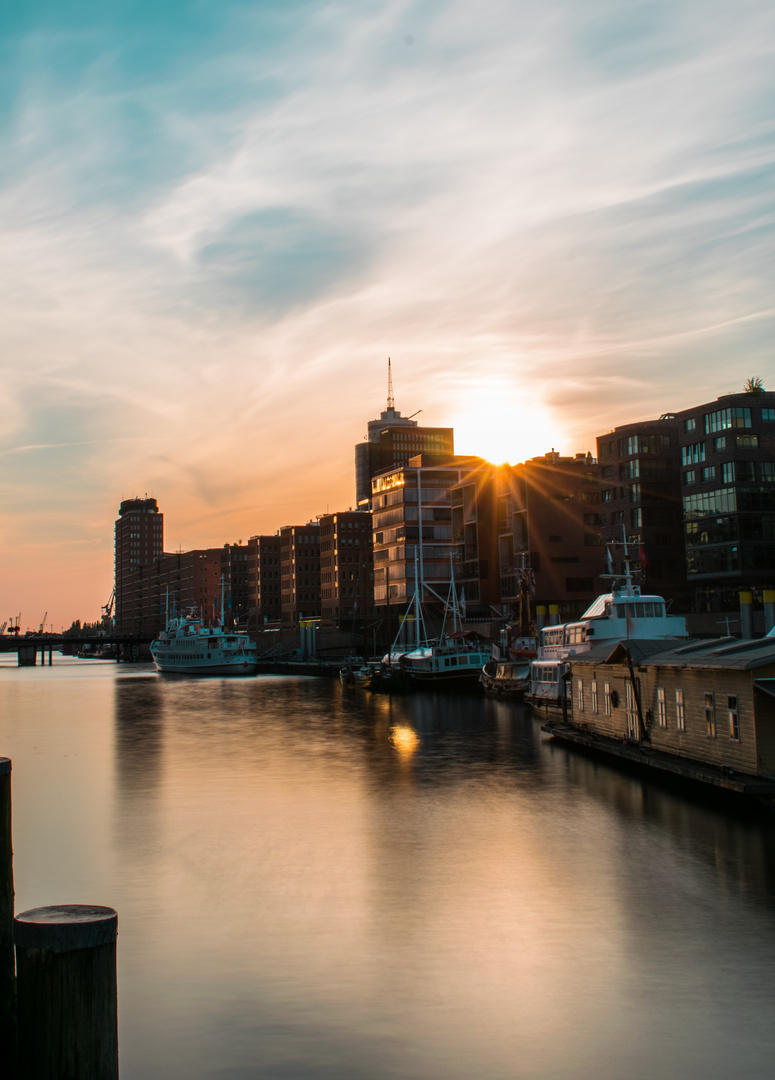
<box><xmin>644</xmin><ymin>603</ymin><xmax>654</xmax><ymax>617</ymax></box>
<box><xmin>615</xmin><ymin>605</ymin><xmax>626</xmax><ymax>618</ymax></box>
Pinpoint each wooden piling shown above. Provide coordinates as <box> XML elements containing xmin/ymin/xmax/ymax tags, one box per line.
<box><xmin>14</xmin><ymin>905</ymin><xmax>118</xmax><ymax>1080</ymax></box>
<box><xmin>0</xmin><ymin>758</ymin><xmax>15</xmax><ymax>1073</ymax></box>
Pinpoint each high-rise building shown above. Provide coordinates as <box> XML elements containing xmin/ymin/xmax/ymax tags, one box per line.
<box><xmin>355</xmin><ymin>363</ymin><xmax>454</xmax><ymax>507</ymax></box>
<box><xmin>319</xmin><ymin>510</ymin><xmax>373</xmax><ymax>628</ymax></box>
<box><xmin>115</xmin><ymin>497</ymin><xmax>164</xmax><ymax>633</ymax></box>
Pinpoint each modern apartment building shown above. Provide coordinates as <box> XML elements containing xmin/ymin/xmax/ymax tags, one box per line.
<box><xmin>114</xmin><ymin>497</ymin><xmax>164</xmax><ymax>633</ymax></box>
<box><xmin>280</xmin><ymin>523</ymin><xmax>321</xmax><ymax>627</ymax></box>
<box><xmin>676</xmin><ymin>391</ymin><xmax>775</xmax><ymax>602</ymax></box>
<box><xmin>596</xmin><ymin>390</ymin><xmax>775</xmax><ymax>612</ymax></box>
<box><xmin>319</xmin><ymin>510</ymin><xmax>373</xmax><ymax>628</ymax></box>
<box><xmin>596</xmin><ymin>416</ymin><xmax>685</xmax><ymax>600</ymax></box>
<box><xmin>371</xmin><ymin>454</ymin><xmax>484</xmax><ymax>624</ymax></box>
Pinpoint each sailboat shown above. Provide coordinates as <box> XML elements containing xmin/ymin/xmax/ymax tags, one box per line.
<box><xmin>397</xmin><ymin>555</ymin><xmax>491</xmax><ymax>691</ymax></box>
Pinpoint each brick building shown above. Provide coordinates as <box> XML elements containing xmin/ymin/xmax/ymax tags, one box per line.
<box><xmin>114</xmin><ymin>497</ymin><xmax>164</xmax><ymax>634</ymax></box>
<box><xmin>319</xmin><ymin>510</ymin><xmax>373</xmax><ymax>629</ymax></box>
<box><xmin>496</xmin><ymin>452</ymin><xmax>604</xmax><ymax>621</ymax></box>
<box><xmin>280</xmin><ymin>523</ymin><xmax>321</xmax><ymax>627</ymax></box>
<box><xmin>247</xmin><ymin>535</ymin><xmax>283</xmax><ymax>628</ymax></box>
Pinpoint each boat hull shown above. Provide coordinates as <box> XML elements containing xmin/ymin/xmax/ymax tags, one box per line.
<box><xmin>153</xmin><ymin>662</ymin><xmax>258</xmax><ymax>676</ymax></box>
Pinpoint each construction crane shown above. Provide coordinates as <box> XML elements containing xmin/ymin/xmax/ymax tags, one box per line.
<box><xmin>8</xmin><ymin>614</ymin><xmax>21</xmax><ymax>636</ymax></box>
<box><xmin>0</xmin><ymin>622</ymin><xmax>6</xmax><ymax>634</ymax></box>
<box><xmin>39</xmin><ymin>612</ymin><xmax>47</xmax><ymax>634</ymax></box>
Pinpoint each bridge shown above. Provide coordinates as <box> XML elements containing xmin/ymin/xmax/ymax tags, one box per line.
<box><xmin>0</xmin><ymin>634</ymin><xmax>155</xmax><ymax>666</ymax></box>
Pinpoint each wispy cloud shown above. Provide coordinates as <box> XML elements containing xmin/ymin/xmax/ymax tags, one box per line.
<box><xmin>2</xmin><ymin>0</ymin><xmax>775</xmax><ymax>622</ymax></box>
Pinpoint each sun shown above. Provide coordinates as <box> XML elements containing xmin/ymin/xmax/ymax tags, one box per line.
<box><xmin>452</xmin><ymin>395</ymin><xmax>566</xmax><ymax>466</ymax></box>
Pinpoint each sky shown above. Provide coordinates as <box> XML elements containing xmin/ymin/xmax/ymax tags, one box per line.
<box><xmin>2</xmin><ymin>0</ymin><xmax>774</xmax><ymax>629</ymax></box>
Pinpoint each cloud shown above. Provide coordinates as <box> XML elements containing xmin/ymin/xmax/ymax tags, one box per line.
<box><xmin>2</xmin><ymin>0</ymin><xmax>775</xmax><ymax>622</ymax></box>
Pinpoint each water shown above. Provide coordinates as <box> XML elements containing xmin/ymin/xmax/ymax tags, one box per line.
<box><xmin>2</xmin><ymin>656</ymin><xmax>775</xmax><ymax>1079</ymax></box>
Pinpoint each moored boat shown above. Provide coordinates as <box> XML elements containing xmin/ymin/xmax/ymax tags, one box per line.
<box><xmin>150</xmin><ymin>611</ymin><xmax>257</xmax><ymax>676</ymax></box>
<box><xmin>525</xmin><ymin>540</ymin><xmax>687</xmax><ymax>712</ymax></box>
<box><xmin>480</xmin><ymin>652</ymin><xmax>534</xmax><ymax>698</ymax></box>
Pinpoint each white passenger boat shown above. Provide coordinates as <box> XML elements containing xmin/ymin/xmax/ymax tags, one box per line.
<box><xmin>150</xmin><ymin>588</ymin><xmax>258</xmax><ymax>677</ymax></box>
<box><xmin>526</xmin><ymin>546</ymin><xmax>687</xmax><ymax>710</ymax></box>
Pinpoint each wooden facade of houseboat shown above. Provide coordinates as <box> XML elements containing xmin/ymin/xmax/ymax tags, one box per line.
<box><xmin>543</xmin><ymin>636</ymin><xmax>775</xmax><ymax>796</ymax></box>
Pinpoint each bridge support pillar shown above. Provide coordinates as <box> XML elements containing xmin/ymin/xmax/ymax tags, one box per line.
<box><xmin>17</xmin><ymin>645</ymin><xmax>36</xmax><ymax>667</ymax></box>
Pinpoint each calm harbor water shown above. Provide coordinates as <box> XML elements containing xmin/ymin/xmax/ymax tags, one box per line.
<box><xmin>2</xmin><ymin>656</ymin><xmax>775</xmax><ymax>1079</ymax></box>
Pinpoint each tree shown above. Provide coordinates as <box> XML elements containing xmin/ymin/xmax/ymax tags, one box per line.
<box><xmin>744</xmin><ymin>376</ymin><xmax>765</xmax><ymax>395</ymax></box>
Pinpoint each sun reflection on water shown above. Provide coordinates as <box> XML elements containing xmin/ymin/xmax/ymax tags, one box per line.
<box><xmin>390</xmin><ymin>723</ymin><xmax>419</xmax><ymax>759</ymax></box>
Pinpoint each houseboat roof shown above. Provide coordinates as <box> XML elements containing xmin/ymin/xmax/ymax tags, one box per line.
<box><xmin>569</xmin><ymin>636</ymin><xmax>775</xmax><ymax>672</ymax></box>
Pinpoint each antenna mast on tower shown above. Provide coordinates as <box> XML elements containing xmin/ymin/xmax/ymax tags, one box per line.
<box><xmin>387</xmin><ymin>357</ymin><xmax>395</xmax><ymax>410</ymax></box>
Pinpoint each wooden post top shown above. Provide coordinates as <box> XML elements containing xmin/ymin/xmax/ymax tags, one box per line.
<box><xmin>14</xmin><ymin>906</ymin><xmax>118</xmax><ymax>952</ymax></box>
<box><xmin>0</xmin><ymin>758</ymin><xmax>10</xmax><ymax>775</ymax></box>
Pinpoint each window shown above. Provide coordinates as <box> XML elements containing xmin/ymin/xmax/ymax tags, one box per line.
<box><xmin>684</xmin><ymin>470</ymin><xmax>696</xmax><ymax>485</ymax></box>
<box><xmin>602</xmin><ymin>466</ymin><xmax>615</xmax><ymax>479</ymax></box>
<box><xmin>629</xmin><ymin>483</ymin><xmax>641</xmax><ymax>503</ymax></box>
<box><xmin>675</xmin><ymin>689</ymin><xmax>685</xmax><ymax>731</ymax></box>
<box><xmin>722</xmin><ymin>462</ymin><xmax>735</xmax><ymax>484</ymax></box>
<box><xmin>704</xmin><ymin>407</ymin><xmax>751</xmax><ymax>433</ymax></box>
<box><xmin>762</xmin><ymin>463</ymin><xmax>775</xmax><ymax>482</ymax></box>
<box><xmin>625</xmin><ymin>682</ymin><xmax>638</xmax><ymax>738</ymax></box>
<box><xmin>702</xmin><ymin>466</ymin><xmax>715</xmax><ymax>482</ymax></box>
<box><xmin>763</xmin><ymin>408</ymin><xmax>775</xmax><ymax>423</ymax></box>
<box><xmin>705</xmin><ymin>692</ymin><xmax>716</xmax><ymax>737</ymax></box>
<box><xmin>657</xmin><ymin>687</ymin><xmax>667</xmax><ymax>727</ymax></box>
<box><xmin>631</xmin><ymin>508</ymin><xmax>642</xmax><ymax>528</ymax></box>
<box><xmin>577</xmin><ymin>679</ymin><xmax>584</xmax><ymax>712</ymax></box>
<box><xmin>684</xmin><ymin>417</ymin><xmax>696</xmax><ymax>433</ymax></box>
<box><xmin>713</xmin><ymin>436</ymin><xmax>726</xmax><ymax>452</ymax></box>
<box><xmin>736</xmin><ymin>434</ymin><xmax>759</xmax><ymax>449</ymax></box>
<box><xmin>604</xmin><ymin>682</ymin><xmax>612</xmax><ymax>716</ymax></box>
<box><xmin>591</xmin><ymin>681</ymin><xmax>599</xmax><ymax>714</ymax></box>
<box><xmin>728</xmin><ymin>695</ymin><xmax>739</xmax><ymax>740</ymax></box>
<box><xmin>683</xmin><ymin>488</ymin><xmax>737</xmax><ymax>518</ymax></box>
<box><xmin>682</xmin><ymin>443</ymin><xmax>706</xmax><ymax>466</ymax></box>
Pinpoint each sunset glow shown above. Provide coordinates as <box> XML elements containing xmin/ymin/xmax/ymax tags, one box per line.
<box><xmin>2</xmin><ymin>1</ymin><xmax>774</xmax><ymax>627</ymax></box>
